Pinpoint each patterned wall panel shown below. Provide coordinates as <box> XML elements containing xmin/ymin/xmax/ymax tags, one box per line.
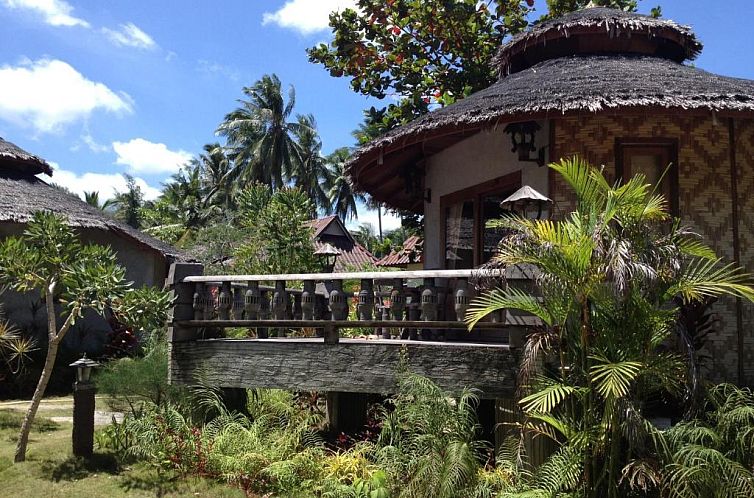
<box><xmin>550</xmin><ymin>113</ymin><xmax>747</xmax><ymax>385</ymax></box>
<box><xmin>735</xmin><ymin>118</ymin><xmax>754</xmax><ymax>386</ymax></box>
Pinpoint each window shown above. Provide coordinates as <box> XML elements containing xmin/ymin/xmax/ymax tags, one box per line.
<box><xmin>616</xmin><ymin>139</ymin><xmax>679</xmax><ymax>214</ymax></box>
<box><xmin>442</xmin><ymin>172</ymin><xmax>521</xmax><ymax>269</ymax></box>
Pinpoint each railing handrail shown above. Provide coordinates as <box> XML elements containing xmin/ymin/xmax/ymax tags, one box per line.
<box><xmin>182</xmin><ymin>266</ymin><xmax>533</xmax><ymax>283</ymax></box>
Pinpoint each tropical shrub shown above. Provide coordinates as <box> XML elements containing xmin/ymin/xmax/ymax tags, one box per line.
<box><xmin>466</xmin><ymin>157</ymin><xmax>754</xmax><ymax>496</ymax></box>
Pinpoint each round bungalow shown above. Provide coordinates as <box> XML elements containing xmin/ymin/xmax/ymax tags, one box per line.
<box><xmin>346</xmin><ymin>7</ymin><xmax>754</xmax><ymax>385</ymax></box>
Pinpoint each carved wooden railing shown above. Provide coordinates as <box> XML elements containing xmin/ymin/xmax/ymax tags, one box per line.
<box><xmin>166</xmin><ymin>264</ymin><xmax>536</xmax><ymax>346</ymax></box>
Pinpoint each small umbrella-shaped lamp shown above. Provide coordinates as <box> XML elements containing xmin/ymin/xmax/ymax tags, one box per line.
<box><xmin>314</xmin><ymin>242</ymin><xmax>340</xmax><ymax>272</ymax></box>
<box><xmin>500</xmin><ymin>185</ymin><xmax>552</xmax><ymax>219</ymax></box>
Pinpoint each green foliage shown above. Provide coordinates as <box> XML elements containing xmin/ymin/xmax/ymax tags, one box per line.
<box><xmin>308</xmin><ymin>0</ymin><xmax>532</xmax><ymax>128</ymax></box>
<box><xmin>466</xmin><ymin>157</ymin><xmax>754</xmax><ymax>496</ymax></box>
<box><xmin>234</xmin><ymin>184</ymin><xmax>318</xmax><ymax>274</ymax></box>
<box><xmin>110</xmin><ymin>174</ymin><xmax>145</xmax><ymax>229</ymax></box>
<box><xmin>310</xmin><ymin>0</ymin><xmax>654</xmax><ymax>129</ymax></box>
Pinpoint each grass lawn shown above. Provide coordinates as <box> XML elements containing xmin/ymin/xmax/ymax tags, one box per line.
<box><xmin>0</xmin><ymin>408</ymin><xmax>245</xmax><ymax>498</ymax></box>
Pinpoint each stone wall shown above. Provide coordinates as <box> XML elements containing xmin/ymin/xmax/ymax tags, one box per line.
<box><xmin>550</xmin><ymin>113</ymin><xmax>753</xmax><ymax>386</ymax></box>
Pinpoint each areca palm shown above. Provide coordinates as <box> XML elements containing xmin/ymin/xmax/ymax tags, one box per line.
<box><xmin>466</xmin><ymin>157</ymin><xmax>754</xmax><ymax>497</ymax></box>
<box><xmin>327</xmin><ymin>147</ymin><xmax>363</xmax><ymax>222</ymax></box>
<box><xmin>291</xmin><ymin>114</ymin><xmax>333</xmax><ymax>215</ymax></box>
<box><xmin>217</xmin><ymin>74</ymin><xmax>305</xmax><ymax>190</ymax></box>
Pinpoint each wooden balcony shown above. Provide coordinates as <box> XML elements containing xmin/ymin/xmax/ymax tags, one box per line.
<box><xmin>166</xmin><ymin>264</ymin><xmax>536</xmax><ymax>398</ymax></box>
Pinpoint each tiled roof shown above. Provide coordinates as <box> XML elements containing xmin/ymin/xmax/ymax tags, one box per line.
<box><xmin>376</xmin><ymin>235</ymin><xmax>423</xmax><ymax>267</ymax></box>
<box><xmin>306</xmin><ymin>216</ymin><xmax>378</xmax><ymax>271</ymax></box>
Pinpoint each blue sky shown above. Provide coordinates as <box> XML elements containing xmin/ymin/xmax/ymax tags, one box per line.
<box><xmin>0</xmin><ymin>0</ymin><xmax>752</xmax><ymax>232</ymax></box>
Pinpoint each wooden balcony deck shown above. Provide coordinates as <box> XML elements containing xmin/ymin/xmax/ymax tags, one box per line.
<box><xmin>166</xmin><ymin>263</ymin><xmax>533</xmax><ymax>399</ymax></box>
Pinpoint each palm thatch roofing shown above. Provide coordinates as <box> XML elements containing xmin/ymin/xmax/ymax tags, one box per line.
<box><xmin>495</xmin><ymin>7</ymin><xmax>702</xmax><ymax>75</ymax></box>
<box><xmin>0</xmin><ymin>137</ymin><xmax>53</xmax><ymax>176</ymax></box>
<box><xmin>0</xmin><ymin>156</ymin><xmax>189</xmax><ymax>262</ymax></box>
<box><xmin>346</xmin><ymin>7</ymin><xmax>754</xmax><ymax>212</ymax></box>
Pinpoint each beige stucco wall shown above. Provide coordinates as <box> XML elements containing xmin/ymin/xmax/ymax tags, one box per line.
<box><xmin>423</xmin><ymin>121</ymin><xmax>550</xmax><ymax>269</ymax></box>
<box><xmin>0</xmin><ymin>222</ymin><xmax>168</xmax><ymax>353</ymax></box>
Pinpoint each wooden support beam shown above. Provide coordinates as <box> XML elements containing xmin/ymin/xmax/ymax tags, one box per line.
<box><xmin>170</xmin><ymin>338</ymin><xmax>515</xmax><ymax>398</ymax></box>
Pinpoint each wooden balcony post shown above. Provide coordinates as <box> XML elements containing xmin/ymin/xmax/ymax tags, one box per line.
<box><xmin>389</xmin><ymin>279</ymin><xmax>405</xmax><ymax>321</ymax></box>
<box><xmin>301</xmin><ymin>281</ymin><xmax>315</xmax><ymax>320</ymax></box>
<box><xmin>218</xmin><ymin>282</ymin><xmax>232</xmax><ymax>320</ymax></box>
<box><xmin>454</xmin><ymin>280</ymin><xmax>470</xmax><ymax>321</ymax></box>
<box><xmin>273</xmin><ymin>280</ymin><xmax>287</xmax><ymax>337</ymax></box>
<box><xmin>259</xmin><ymin>289</ymin><xmax>270</xmax><ymax>339</ymax></box>
<box><xmin>192</xmin><ymin>283</ymin><xmax>204</xmax><ymax>321</ymax></box>
<box><xmin>293</xmin><ymin>293</ymin><xmax>303</xmax><ymax>320</ymax></box>
<box><xmin>328</xmin><ymin>280</ymin><xmax>348</xmax><ymax>321</ymax></box>
<box><xmin>357</xmin><ymin>279</ymin><xmax>374</xmax><ymax>320</ymax></box>
<box><xmin>166</xmin><ymin>262</ymin><xmax>205</xmax><ymax>343</ymax></box>
<box><xmin>231</xmin><ymin>285</ymin><xmax>243</xmax><ymax>320</ymax></box>
<box><xmin>244</xmin><ymin>282</ymin><xmax>260</xmax><ymax>319</ymax></box>
<box><xmin>203</xmin><ymin>285</ymin><xmax>214</xmax><ymax>320</ymax></box>
<box><xmin>381</xmin><ymin>306</ymin><xmax>391</xmax><ymax>339</ymax></box>
<box><xmin>421</xmin><ymin>278</ymin><xmax>438</xmax><ymax>321</ymax></box>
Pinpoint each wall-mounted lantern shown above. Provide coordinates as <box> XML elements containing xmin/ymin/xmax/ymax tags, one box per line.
<box><xmin>504</xmin><ymin>121</ymin><xmax>546</xmax><ymax>167</ymax></box>
<box><xmin>314</xmin><ymin>242</ymin><xmax>340</xmax><ymax>273</ymax></box>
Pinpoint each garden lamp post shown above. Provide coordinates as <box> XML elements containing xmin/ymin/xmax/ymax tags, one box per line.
<box><xmin>69</xmin><ymin>353</ymin><xmax>99</xmax><ymax>458</ymax></box>
<box><xmin>314</xmin><ymin>243</ymin><xmax>340</xmax><ymax>273</ymax></box>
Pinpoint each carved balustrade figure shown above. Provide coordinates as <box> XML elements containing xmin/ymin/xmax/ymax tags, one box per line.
<box><xmin>357</xmin><ymin>279</ymin><xmax>374</xmax><ymax>320</ymax></box>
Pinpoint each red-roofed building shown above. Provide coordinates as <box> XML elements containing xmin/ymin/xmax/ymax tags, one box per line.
<box><xmin>304</xmin><ymin>215</ymin><xmax>377</xmax><ymax>272</ymax></box>
<box><xmin>376</xmin><ymin>235</ymin><xmax>423</xmax><ymax>270</ymax></box>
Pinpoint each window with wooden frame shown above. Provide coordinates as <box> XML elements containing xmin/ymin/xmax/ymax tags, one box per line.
<box><xmin>615</xmin><ymin>138</ymin><xmax>679</xmax><ymax>214</ymax></box>
<box><xmin>441</xmin><ymin>171</ymin><xmax>521</xmax><ymax>269</ymax></box>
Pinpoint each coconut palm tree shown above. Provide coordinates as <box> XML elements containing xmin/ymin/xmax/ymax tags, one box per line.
<box><xmin>196</xmin><ymin>143</ymin><xmax>235</xmax><ymax>211</ymax></box>
<box><xmin>83</xmin><ymin>191</ymin><xmax>114</xmax><ymax>211</ymax></box>
<box><xmin>110</xmin><ymin>175</ymin><xmax>144</xmax><ymax>228</ymax></box>
<box><xmin>217</xmin><ymin>74</ymin><xmax>305</xmax><ymax>190</ymax></box>
<box><xmin>465</xmin><ymin>157</ymin><xmax>754</xmax><ymax>496</ymax></box>
<box><xmin>327</xmin><ymin>147</ymin><xmax>363</xmax><ymax>222</ymax></box>
<box><xmin>291</xmin><ymin>114</ymin><xmax>333</xmax><ymax>216</ymax></box>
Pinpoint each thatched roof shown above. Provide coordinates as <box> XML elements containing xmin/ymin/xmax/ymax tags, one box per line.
<box><xmin>495</xmin><ymin>7</ymin><xmax>702</xmax><ymax>75</ymax></box>
<box><xmin>0</xmin><ymin>138</ymin><xmax>53</xmax><ymax>176</ymax></box>
<box><xmin>0</xmin><ymin>170</ymin><xmax>190</xmax><ymax>262</ymax></box>
<box><xmin>346</xmin><ymin>9</ymin><xmax>754</xmax><ymax>212</ymax></box>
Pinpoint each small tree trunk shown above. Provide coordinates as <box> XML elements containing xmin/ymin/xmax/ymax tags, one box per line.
<box><xmin>14</xmin><ymin>337</ymin><xmax>60</xmax><ymax>462</ymax></box>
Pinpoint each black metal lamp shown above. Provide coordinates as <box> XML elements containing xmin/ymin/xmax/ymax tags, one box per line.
<box><xmin>504</xmin><ymin>121</ymin><xmax>546</xmax><ymax>167</ymax></box>
<box><xmin>69</xmin><ymin>353</ymin><xmax>99</xmax><ymax>383</ymax></box>
<box><xmin>314</xmin><ymin>242</ymin><xmax>340</xmax><ymax>273</ymax></box>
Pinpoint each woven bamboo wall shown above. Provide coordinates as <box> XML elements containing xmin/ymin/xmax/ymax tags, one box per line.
<box><xmin>550</xmin><ymin>114</ymin><xmax>753</xmax><ymax>386</ymax></box>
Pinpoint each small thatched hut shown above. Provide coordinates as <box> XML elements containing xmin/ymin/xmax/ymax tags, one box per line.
<box><xmin>0</xmin><ymin>138</ymin><xmax>188</xmax><ymax>346</ymax></box>
<box><xmin>347</xmin><ymin>7</ymin><xmax>754</xmax><ymax>386</ymax></box>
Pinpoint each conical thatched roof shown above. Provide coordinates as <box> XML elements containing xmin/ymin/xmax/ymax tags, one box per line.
<box><xmin>495</xmin><ymin>7</ymin><xmax>702</xmax><ymax>75</ymax></box>
<box><xmin>0</xmin><ymin>137</ymin><xmax>53</xmax><ymax>176</ymax></box>
<box><xmin>346</xmin><ymin>7</ymin><xmax>754</xmax><ymax>212</ymax></box>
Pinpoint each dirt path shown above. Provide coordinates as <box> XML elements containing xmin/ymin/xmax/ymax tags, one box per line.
<box><xmin>0</xmin><ymin>396</ymin><xmax>123</xmax><ymax>425</ymax></box>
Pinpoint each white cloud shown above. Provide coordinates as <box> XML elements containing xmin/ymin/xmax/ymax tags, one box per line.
<box><xmin>102</xmin><ymin>22</ymin><xmax>157</xmax><ymax>50</ymax></box>
<box><xmin>1</xmin><ymin>0</ymin><xmax>89</xmax><ymax>27</ymax></box>
<box><xmin>0</xmin><ymin>58</ymin><xmax>132</xmax><ymax>133</ymax></box>
<box><xmin>47</xmin><ymin>163</ymin><xmax>161</xmax><ymax>201</ymax></box>
<box><xmin>196</xmin><ymin>59</ymin><xmax>240</xmax><ymax>82</ymax></box>
<box><xmin>262</xmin><ymin>0</ymin><xmax>357</xmax><ymax>35</ymax></box>
<box><xmin>112</xmin><ymin>138</ymin><xmax>192</xmax><ymax>175</ymax></box>
<box><xmin>81</xmin><ymin>133</ymin><xmax>109</xmax><ymax>153</ymax></box>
